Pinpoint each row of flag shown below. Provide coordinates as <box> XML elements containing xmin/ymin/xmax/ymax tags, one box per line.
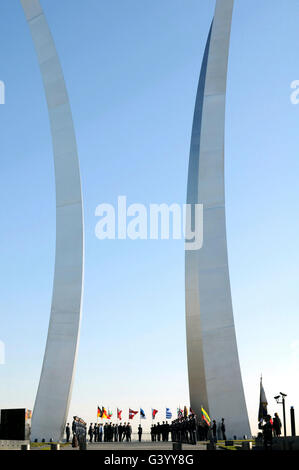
<box><xmin>97</xmin><ymin>406</ymin><xmax>161</xmax><ymax>420</ymax></box>
<box><xmin>97</xmin><ymin>406</ymin><xmax>211</xmax><ymax>424</ymax></box>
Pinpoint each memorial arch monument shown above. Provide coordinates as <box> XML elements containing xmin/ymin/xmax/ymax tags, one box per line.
<box><xmin>20</xmin><ymin>0</ymin><xmax>250</xmax><ymax>441</ymax></box>
<box><xmin>185</xmin><ymin>0</ymin><xmax>251</xmax><ymax>438</ymax></box>
<box><xmin>21</xmin><ymin>0</ymin><xmax>84</xmax><ymax>441</ymax></box>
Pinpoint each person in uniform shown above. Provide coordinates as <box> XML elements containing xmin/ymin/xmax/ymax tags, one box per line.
<box><xmin>212</xmin><ymin>420</ymin><xmax>217</xmax><ymax>443</ymax></box>
<box><xmin>93</xmin><ymin>424</ymin><xmax>98</xmax><ymax>442</ymax></box>
<box><xmin>99</xmin><ymin>423</ymin><xmax>103</xmax><ymax>442</ymax></box>
<box><xmin>262</xmin><ymin>415</ymin><xmax>273</xmax><ymax>450</ymax></box>
<box><xmin>165</xmin><ymin>421</ymin><xmax>170</xmax><ymax>442</ymax></box>
<box><xmin>72</xmin><ymin>417</ymin><xmax>77</xmax><ymax>436</ymax></box>
<box><xmin>127</xmin><ymin>423</ymin><xmax>132</xmax><ymax>442</ymax></box>
<box><xmin>156</xmin><ymin>422</ymin><xmax>161</xmax><ymax>441</ymax></box>
<box><xmin>88</xmin><ymin>423</ymin><xmax>94</xmax><ymax>443</ymax></box>
<box><xmin>104</xmin><ymin>422</ymin><xmax>108</xmax><ymax>442</ymax></box>
<box><xmin>65</xmin><ymin>423</ymin><xmax>70</xmax><ymax>443</ymax></box>
<box><xmin>114</xmin><ymin>423</ymin><xmax>118</xmax><ymax>442</ymax></box>
<box><xmin>138</xmin><ymin>424</ymin><xmax>142</xmax><ymax>442</ymax></box>
<box><xmin>273</xmin><ymin>413</ymin><xmax>282</xmax><ymax>437</ymax></box>
<box><xmin>221</xmin><ymin>418</ymin><xmax>226</xmax><ymax>440</ymax></box>
<box><xmin>118</xmin><ymin>423</ymin><xmax>123</xmax><ymax>442</ymax></box>
<box><xmin>108</xmin><ymin>423</ymin><xmax>113</xmax><ymax>442</ymax></box>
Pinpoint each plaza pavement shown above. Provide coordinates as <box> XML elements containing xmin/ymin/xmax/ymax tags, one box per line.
<box><xmin>62</xmin><ymin>440</ymin><xmax>208</xmax><ymax>451</ymax></box>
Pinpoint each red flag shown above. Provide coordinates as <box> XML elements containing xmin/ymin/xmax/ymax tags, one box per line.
<box><xmin>152</xmin><ymin>409</ymin><xmax>158</xmax><ymax>419</ymax></box>
<box><xmin>117</xmin><ymin>408</ymin><xmax>122</xmax><ymax>420</ymax></box>
<box><xmin>129</xmin><ymin>409</ymin><xmax>138</xmax><ymax>420</ymax></box>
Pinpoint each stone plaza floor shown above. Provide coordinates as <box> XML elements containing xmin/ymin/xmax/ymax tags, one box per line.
<box><xmin>62</xmin><ymin>440</ymin><xmax>208</xmax><ymax>451</ymax></box>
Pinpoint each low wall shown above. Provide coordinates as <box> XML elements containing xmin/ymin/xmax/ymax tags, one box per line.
<box><xmin>0</xmin><ymin>440</ymin><xmax>30</xmax><ymax>450</ymax></box>
<box><xmin>255</xmin><ymin>436</ymin><xmax>299</xmax><ymax>451</ymax></box>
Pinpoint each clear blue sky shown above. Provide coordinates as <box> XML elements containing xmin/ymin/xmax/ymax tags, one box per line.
<box><xmin>1</xmin><ymin>0</ymin><xmax>299</xmax><ymax>436</ymax></box>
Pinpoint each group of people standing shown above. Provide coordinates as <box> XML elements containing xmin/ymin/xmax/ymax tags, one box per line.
<box><xmin>150</xmin><ymin>422</ymin><xmax>171</xmax><ymax>442</ymax></box>
<box><xmin>87</xmin><ymin>422</ymin><xmax>134</xmax><ymax>442</ymax></box>
<box><xmin>65</xmin><ymin>414</ymin><xmax>229</xmax><ymax>445</ymax></box>
<box><xmin>260</xmin><ymin>413</ymin><xmax>282</xmax><ymax>449</ymax></box>
<box><xmin>169</xmin><ymin>415</ymin><xmax>226</xmax><ymax>444</ymax></box>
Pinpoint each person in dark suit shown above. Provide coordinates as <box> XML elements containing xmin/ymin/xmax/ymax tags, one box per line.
<box><xmin>221</xmin><ymin>418</ymin><xmax>226</xmax><ymax>440</ymax></box>
<box><xmin>93</xmin><ymin>424</ymin><xmax>98</xmax><ymax>442</ymax></box>
<box><xmin>127</xmin><ymin>423</ymin><xmax>132</xmax><ymax>442</ymax></box>
<box><xmin>123</xmin><ymin>423</ymin><xmax>127</xmax><ymax>441</ymax></box>
<box><xmin>138</xmin><ymin>424</ymin><xmax>142</xmax><ymax>442</ymax></box>
<box><xmin>72</xmin><ymin>418</ymin><xmax>77</xmax><ymax>436</ymax></box>
<box><xmin>212</xmin><ymin>420</ymin><xmax>217</xmax><ymax>443</ymax></box>
<box><xmin>156</xmin><ymin>422</ymin><xmax>161</xmax><ymax>441</ymax></box>
<box><xmin>124</xmin><ymin>423</ymin><xmax>129</xmax><ymax>442</ymax></box>
<box><xmin>262</xmin><ymin>415</ymin><xmax>273</xmax><ymax>450</ymax></box>
<box><xmin>65</xmin><ymin>423</ymin><xmax>70</xmax><ymax>442</ymax></box>
<box><xmin>114</xmin><ymin>424</ymin><xmax>118</xmax><ymax>442</ymax></box>
<box><xmin>118</xmin><ymin>423</ymin><xmax>123</xmax><ymax>442</ymax></box>
<box><xmin>165</xmin><ymin>421</ymin><xmax>170</xmax><ymax>442</ymax></box>
<box><xmin>108</xmin><ymin>423</ymin><xmax>113</xmax><ymax>442</ymax></box>
<box><xmin>273</xmin><ymin>413</ymin><xmax>282</xmax><ymax>437</ymax></box>
<box><xmin>99</xmin><ymin>423</ymin><xmax>103</xmax><ymax>442</ymax></box>
<box><xmin>88</xmin><ymin>423</ymin><xmax>94</xmax><ymax>442</ymax></box>
<box><xmin>104</xmin><ymin>423</ymin><xmax>108</xmax><ymax>442</ymax></box>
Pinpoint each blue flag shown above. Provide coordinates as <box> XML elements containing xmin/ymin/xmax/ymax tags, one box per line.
<box><xmin>166</xmin><ymin>408</ymin><xmax>172</xmax><ymax>419</ymax></box>
<box><xmin>140</xmin><ymin>408</ymin><xmax>146</xmax><ymax>419</ymax></box>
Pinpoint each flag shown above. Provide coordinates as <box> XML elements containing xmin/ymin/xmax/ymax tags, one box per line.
<box><xmin>107</xmin><ymin>409</ymin><xmax>113</xmax><ymax>419</ymax></box>
<box><xmin>152</xmin><ymin>409</ymin><xmax>158</xmax><ymax>419</ymax></box>
<box><xmin>97</xmin><ymin>406</ymin><xmax>102</xmax><ymax>418</ymax></box>
<box><xmin>26</xmin><ymin>410</ymin><xmax>32</xmax><ymax>420</ymax></box>
<box><xmin>201</xmin><ymin>407</ymin><xmax>211</xmax><ymax>426</ymax></box>
<box><xmin>129</xmin><ymin>409</ymin><xmax>138</xmax><ymax>420</ymax></box>
<box><xmin>166</xmin><ymin>408</ymin><xmax>172</xmax><ymax>420</ymax></box>
<box><xmin>117</xmin><ymin>408</ymin><xmax>122</xmax><ymax>420</ymax></box>
<box><xmin>258</xmin><ymin>376</ymin><xmax>268</xmax><ymax>422</ymax></box>
<box><xmin>184</xmin><ymin>406</ymin><xmax>188</xmax><ymax>418</ymax></box>
<box><xmin>140</xmin><ymin>408</ymin><xmax>146</xmax><ymax>419</ymax></box>
<box><xmin>177</xmin><ymin>408</ymin><xmax>183</xmax><ymax>419</ymax></box>
<box><xmin>102</xmin><ymin>407</ymin><xmax>108</xmax><ymax>419</ymax></box>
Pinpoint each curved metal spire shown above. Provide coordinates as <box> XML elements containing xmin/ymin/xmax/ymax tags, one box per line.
<box><xmin>185</xmin><ymin>0</ymin><xmax>251</xmax><ymax>438</ymax></box>
<box><xmin>20</xmin><ymin>0</ymin><xmax>84</xmax><ymax>441</ymax></box>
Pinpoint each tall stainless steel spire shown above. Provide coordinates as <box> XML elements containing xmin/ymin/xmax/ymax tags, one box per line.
<box><xmin>20</xmin><ymin>0</ymin><xmax>84</xmax><ymax>441</ymax></box>
<box><xmin>185</xmin><ymin>0</ymin><xmax>251</xmax><ymax>438</ymax></box>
